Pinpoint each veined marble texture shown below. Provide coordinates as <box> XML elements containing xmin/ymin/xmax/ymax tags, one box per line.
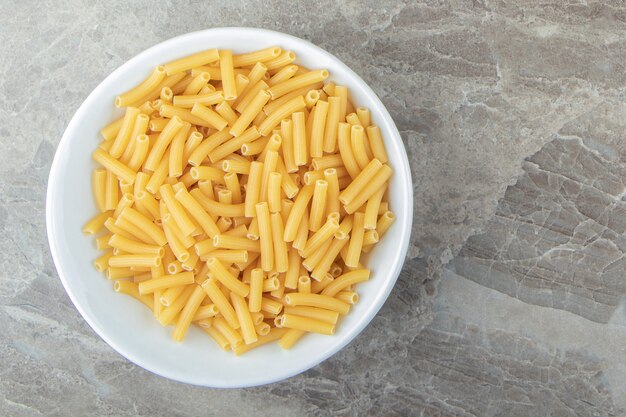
<box><xmin>2</xmin><ymin>1</ymin><xmax>626</xmax><ymax>415</ymax></box>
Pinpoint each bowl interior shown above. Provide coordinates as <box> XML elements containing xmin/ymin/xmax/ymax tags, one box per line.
<box><xmin>47</xmin><ymin>27</ymin><xmax>412</xmax><ymax>387</ymax></box>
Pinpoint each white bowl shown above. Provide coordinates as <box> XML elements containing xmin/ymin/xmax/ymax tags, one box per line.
<box><xmin>46</xmin><ymin>27</ymin><xmax>413</xmax><ymax>387</ymax></box>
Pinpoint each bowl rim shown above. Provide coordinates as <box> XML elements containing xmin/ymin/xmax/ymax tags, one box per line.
<box><xmin>46</xmin><ymin>26</ymin><xmax>413</xmax><ymax>387</ymax></box>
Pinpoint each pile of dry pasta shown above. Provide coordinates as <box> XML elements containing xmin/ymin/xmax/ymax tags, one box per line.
<box><xmin>83</xmin><ymin>46</ymin><xmax>395</xmax><ymax>354</ymax></box>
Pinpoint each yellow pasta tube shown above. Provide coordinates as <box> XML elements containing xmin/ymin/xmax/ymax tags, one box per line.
<box><xmin>232</xmin><ymin>46</ymin><xmax>281</xmax><ymax>67</ymax></box>
<box><xmin>117</xmin><ymin>68</ymin><xmax>166</xmax><ymax>108</ymax></box>
<box><xmin>292</xmin><ymin>111</ymin><xmax>307</xmax><ymax>167</ymax></box>
<box><xmin>149</xmin><ymin>118</ymin><xmax>169</xmax><ymax>132</ymax></box>
<box><xmin>113</xmin><ymin>281</ymin><xmax>154</xmax><ymax>310</ymax></box>
<box><xmin>298</xmin><ymin>274</ymin><xmax>311</xmax><ymax>293</ymax></box>
<box><xmin>284</xmin><ymin>184</ymin><xmax>314</xmax><ymax>242</ymax></box>
<box><xmin>212</xmin><ymin>102</ymin><xmax>236</xmax><ymax>128</ymax></box>
<box><xmin>264</xmin><ymin>50</ymin><xmax>296</xmax><ymax>71</ymax></box>
<box><xmin>157</xmin><ymin>285</ymin><xmax>195</xmax><ymax>326</ymax></box>
<box><xmin>183</xmin><ymin>71</ymin><xmax>211</xmax><ymax>95</ymax></box>
<box><xmin>213</xmin><ymin>317</ymin><xmax>243</xmax><ymax>349</ymax></box>
<box><xmin>356</xmin><ymin>107</ymin><xmax>371</xmax><ymax>127</ymax></box>
<box><xmin>189</xmin><ymin>166</ymin><xmax>225</xmax><ymax>184</ymax></box>
<box><xmin>258</xmin><ymin>95</ymin><xmax>306</xmax><ymax>136</ymax></box>
<box><xmin>163</xmin><ymin>49</ymin><xmax>220</xmax><ymax>75</ymax></box>
<box><xmin>267</xmin><ymin>172</ymin><xmax>282</xmax><ymax>213</ymax></box>
<box><xmin>108</xmin><ymin>234</ymin><xmax>164</xmax><ymax>256</ymax></box>
<box><xmin>323</xmin><ymin>168</ymin><xmax>340</xmax><ymax>217</ymax></box>
<box><xmin>267</xmin><ymin>69</ymin><xmax>329</xmax><ymax>100</ymax></box>
<box><xmin>230</xmin><ymin>293</ymin><xmax>258</xmax><ymax>345</ymax></box>
<box><xmin>182</xmin><ymin>131</ymin><xmax>204</xmax><ymax>163</ymax></box>
<box><xmin>100</xmin><ymin>117</ymin><xmax>123</xmax><ymax>141</ymax></box>
<box><xmin>145</xmin><ymin>153</ymin><xmax>170</xmax><ymax>194</ymax></box>
<box><xmin>208</xmin><ymin>126</ymin><xmax>261</xmax><ymax>162</ymax></box>
<box><xmin>172</xmin><ymin>91</ymin><xmax>224</xmax><ymax>108</ymax></box>
<box><xmin>206</xmin><ymin>257</ymin><xmax>249</xmax><ymax>297</ymax></box>
<box><xmin>279</xmin><ymin>314</ymin><xmax>335</xmax><ymax>335</ymax></box>
<box><xmin>201</xmin><ymin>278</ymin><xmax>240</xmax><ymax>329</ymax></box>
<box><xmin>219</xmin><ymin>50</ymin><xmax>237</xmax><ymax>100</ymax></box>
<box><xmin>321</xmin><ymin>269</ymin><xmax>370</xmax><ymax>297</ymax></box>
<box><xmin>96</xmin><ymin>233</ymin><xmax>112</xmax><ymax>250</ymax></box>
<box><xmin>233</xmin><ymin>328</ymin><xmax>288</xmax><ymax>355</ymax></box>
<box><xmin>255</xmin><ymin>202</ymin><xmax>274</xmax><ymax>272</ymax></box>
<box><xmin>284</xmin><ymin>247</ymin><xmax>301</xmax><ymax>289</ymax></box>
<box><xmin>338</xmin><ymin>158</ymin><xmax>383</xmax><ymax>205</ymax></box>
<box><xmin>208</xmin><ymin>249</ymin><xmax>248</xmax><ymax>264</ymax></box>
<box><xmin>309</xmin><ymin>180</ymin><xmax>328</xmax><ymax>232</ymax></box>
<box><xmin>343</xmin><ymin>165</ymin><xmax>392</xmax><ymax>214</ymax></box>
<box><xmin>257</xmin><ymin>134</ymin><xmax>283</xmax><ymax>162</ymax></box>
<box><xmin>109</xmin><ymin>254</ymin><xmax>161</xmax><ymax>269</ymax></box>
<box><xmin>233</xmin><ymin>62</ymin><xmax>267</xmax><ymax>107</ymax></box>
<box><xmin>193</xmin><ymin>304</ymin><xmax>219</xmax><ymax>320</ymax></box>
<box><xmin>172</xmin><ymin>285</ymin><xmax>206</xmax><ymax>342</ymax></box>
<box><xmin>268</xmin><ymin>64</ymin><xmax>298</xmax><ymax>86</ymax></box>
<box><xmin>334</xmin><ymin>85</ymin><xmax>348</xmax><ymax>122</ymax></box>
<box><xmin>234</xmin><ymin>74</ymin><xmax>250</xmax><ymax>98</ymax></box>
<box><xmin>260</xmin><ymin>297</ymin><xmax>283</xmax><ymax>316</ymax></box>
<box><xmin>259</xmin><ymin>151</ymin><xmax>278</xmax><ymax>202</ymax></box>
<box><xmin>364</xmin><ymin>184</ymin><xmax>385</xmax><ymax>230</ymax></box>
<box><xmin>278</xmin><ymin>329</ymin><xmax>306</xmax><ymax>349</ymax></box>
<box><xmin>126</xmin><ymin>134</ymin><xmax>148</xmax><ymax>172</ymax></box>
<box><xmin>159</xmin><ymin>184</ymin><xmax>196</xmax><ymax>236</ymax></box>
<box><xmin>144</xmin><ymin>115</ymin><xmax>184</xmax><ymax>171</ymax></box>
<box><xmin>172</xmin><ymin>123</ymin><xmax>192</xmax><ymax>177</ymax></box>
<box><xmin>160</xmin><ymin>104</ymin><xmax>218</xmax><ymax>128</ymax></box>
<box><xmin>114</xmin><ymin>216</ymin><xmax>155</xmax><ymax>244</ymax></box>
<box><xmin>283</xmin><ymin>292</ymin><xmax>350</xmax><ymax>315</ymax></box>
<box><xmin>322</xmin><ymin>96</ymin><xmax>341</xmax><ymax>153</ymax></box>
<box><xmin>109</xmin><ymin>107</ymin><xmax>141</xmax><ymax>158</ymax></box>
<box><xmin>234</xmin><ymin>79</ymin><xmax>269</xmax><ymax>113</ymax></box>
<box><xmin>162</xmin><ymin>215</ymin><xmax>190</xmax><ymax>262</ymax></box>
<box><xmin>248</xmin><ymin>268</ymin><xmax>264</xmax><ymax>313</ymax></box>
<box><xmin>302</xmin><ymin>238</ymin><xmax>333</xmax><ymax>273</ymax></box>
<box><xmin>118</xmin><ymin>207</ymin><xmax>167</xmax><ymax>246</ymax></box>
<box><xmin>174</xmin><ymin>187</ymin><xmax>220</xmax><ymax>237</ymax></box>
<box><xmin>213</xmin><ymin>234</ymin><xmax>260</xmax><ymax>252</ymax></box>
<box><xmin>160</xmin><ymin>87</ymin><xmax>173</xmax><ymax>102</ymax></box>
<box><xmin>120</xmin><ymin>113</ymin><xmax>150</xmax><ymax>164</ymax></box>
<box><xmin>345</xmin><ymin>212</ymin><xmax>365</xmax><ymax>267</ymax></box>
<box><xmin>304</xmin><ymin>90</ymin><xmax>320</xmax><ymax>109</ymax></box>
<box><xmin>243</xmin><ymin>161</ymin><xmax>264</xmax><ymax>217</ymax></box>
<box><xmin>222</xmin><ymin>160</ymin><xmax>250</xmax><ymax>177</ymax></box>
<box><xmin>337</xmin><ymin>123</ymin><xmax>360</xmax><ymax>179</ymax></box>
<box><xmin>188</xmin><ymin>129</ymin><xmax>231</xmax><ymax>167</ymax></box>
<box><xmin>92</xmin><ymin>149</ymin><xmax>136</xmax><ymax>185</ymax></box>
<box><xmin>377</xmin><ymin>211</ymin><xmax>395</xmax><ymax>238</ymax></box>
<box><xmin>302</xmin><ymin>216</ymin><xmax>340</xmax><ymax>258</ymax></box>
<box><xmin>366</xmin><ymin>125</ymin><xmax>388</xmax><ymax>163</ymax></box>
<box><xmin>190</xmin><ymin>103</ymin><xmax>228</xmax><ymax>131</ymax></box>
<box><xmin>269</xmin><ymin>212</ymin><xmax>288</xmax><ymax>273</ymax></box>
<box><xmin>92</xmin><ymin>169</ymin><xmax>107</xmax><ymax>212</ymax></box>
<box><xmin>94</xmin><ymin>251</ymin><xmax>114</xmax><ymax>272</ymax></box>
<box><xmin>189</xmin><ymin>189</ymin><xmax>246</xmax><ymax>218</ymax></box>
<box><xmin>223</xmin><ymin>172</ymin><xmax>242</xmax><ymax>204</ymax></box>
<box><xmin>283</xmin><ymin>306</ymin><xmax>339</xmax><ymax>324</ymax></box>
<box><xmin>311</xmin><ymin>237</ymin><xmax>349</xmax><ymax>281</ymax></box>
<box><xmin>82</xmin><ymin>210</ymin><xmax>112</xmax><ymax>235</ymax></box>
<box><xmin>139</xmin><ymin>272</ymin><xmax>194</xmax><ymax>295</ymax></box>
<box><xmin>350</xmin><ymin>125</ymin><xmax>370</xmax><ymax>170</ymax></box>
<box><xmin>230</xmin><ymin>90</ymin><xmax>271</xmax><ymax>137</ymax></box>
<box><xmin>310</xmin><ymin>100</ymin><xmax>328</xmax><ymax>158</ymax></box>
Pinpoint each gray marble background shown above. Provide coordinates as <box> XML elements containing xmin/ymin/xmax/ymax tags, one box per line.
<box><xmin>2</xmin><ymin>1</ymin><xmax>626</xmax><ymax>415</ymax></box>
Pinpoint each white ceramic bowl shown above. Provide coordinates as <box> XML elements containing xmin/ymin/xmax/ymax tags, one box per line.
<box><xmin>47</xmin><ymin>27</ymin><xmax>413</xmax><ymax>387</ymax></box>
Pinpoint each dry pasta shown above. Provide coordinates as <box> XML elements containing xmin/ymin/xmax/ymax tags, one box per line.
<box><xmin>85</xmin><ymin>45</ymin><xmax>394</xmax><ymax>355</ymax></box>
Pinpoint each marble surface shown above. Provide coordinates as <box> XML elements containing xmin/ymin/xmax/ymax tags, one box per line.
<box><xmin>2</xmin><ymin>0</ymin><xmax>626</xmax><ymax>415</ymax></box>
